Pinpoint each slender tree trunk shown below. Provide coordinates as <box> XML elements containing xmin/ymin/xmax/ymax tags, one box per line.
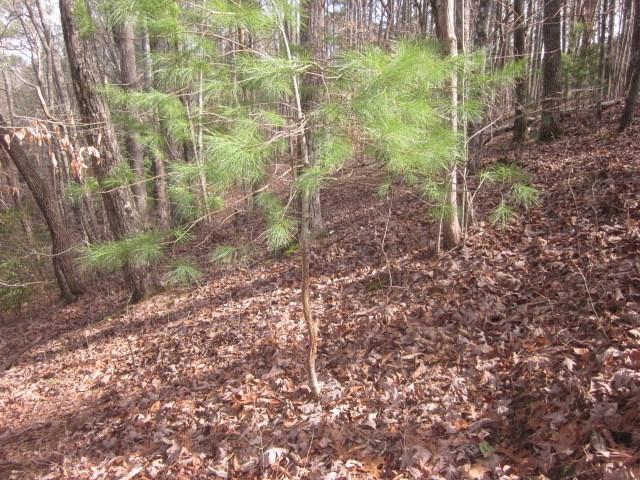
<box><xmin>597</xmin><ymin>0</ymin><xmax>609</xmax><ymax>118</ymax></box>
<box><xmin>279</xmin><ymin>13</ymin><xmax>321</xmax><ymax>400</ymax></box>
<box><xmin>432</xmin><ymin>0</ymin><xmax>462</xmax><ymax>248</ymax></box>
<box><xmin>113</xmin><ymin>19</ymin><xmax>148</xmax><ymax>218</ymax></box>
<box><xmin>619</xmin><ymin>0</ymin><xmax>640</xmax><ymax>131</ymax></box>
<box><xmin>32</xmin><ymin>0</ymin><xmax>101</xmax><ymax>243</ymax></box>
<box><xmin>146</xmin><ymin>33</ymin><xmax>172</xmax><ymax>230</ymax></box>
<box><xmin>0</xmin><ymin>113</ymin><xmax>84</xmax><ymax>302</ymax></box>
<box><xmin>300</xmin><ymin>0</ymin><xmax>326</xmax><ymax>236</ymax></box>
<box><xmin>605</xmin><ymin>0</ymin><xmax>616</xmax><ymax>97</ymax></box>
<box><xmin>59</xmin><ymin>0</ymin><xmax>155</xmax><ymax>302</ymax></box>
<box><xmin>528</xmin><ymin>0</ymin><xmax>543</xmax><ymax>103</ymax></box>
<box><xmin>540</xmin><ymin>0</ymin><xmax>562</xmax><ymax>140</ymax></box>
<box><xmin>467</xmin><ymin>0</ymin><xmax>491</xmax><ymax>171</ymax></box>
<box><xmin>513</xmin><ymin>0</ymin><xmax>528</xmax><ymax>142</ymax></box>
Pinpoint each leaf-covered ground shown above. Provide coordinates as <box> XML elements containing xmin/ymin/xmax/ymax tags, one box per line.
<box><xmin>1</xmin><ymin>106</ymin><xmax>639</xmax><ymax>479</ymax></box>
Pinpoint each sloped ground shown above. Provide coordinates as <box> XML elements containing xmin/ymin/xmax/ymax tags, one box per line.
<box><xmin>1</xmin><ymin>106</ymin><xmax>639</xmax><ymax>479</ymax></box>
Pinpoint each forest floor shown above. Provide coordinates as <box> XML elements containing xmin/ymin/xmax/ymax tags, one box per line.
<box><xmin>1</xmin><ymin>105</ymin><xmax>639</xmax><ymax>480</ymax></box>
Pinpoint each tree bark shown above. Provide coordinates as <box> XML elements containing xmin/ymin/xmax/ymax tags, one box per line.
<box><xmin>300</xmin><ymin>0</ymin><xmax>326</xmax><ymax>237</ymax></box>
<box><xmin>59</xmin><ymin>0</ymin><xmax>155</xmax><ymax>302</ymax></box>
<box><xmin>1</xmin><ymin>70</ymin><xmax>34</xmax><ymax>240</ymax></box>
<box><xmin>0</xmin><ymin>113</ymin><xmax>84</xmax><ymax>302</ymax></box>
<box><xmin>597</xmin><ymin>0</ymin><xmax>609</xmax><ymax>119</ymax></box>
<box><xmin>31</xmin><ymin>0</ymin><xmax>101</xmax><ymax>244</ymax></box>
<box><xmin>539</xmin><ymin>0</ymin><xmax>562</xmax><ymax>141</ymax></box>
<box><xmin>467</xmin><ymin>0</ymin><xmax>492</xmax><ymax>171</ymax></box>
<box><xmin>279</xmin><ymin>14</ymin><xmax>321</xmax><ymax>400</ymax></box>
<box><xmin>619</xmin><ymin>0</ymin><xmax>640</xmax><ymax>131</ymax></box>
<box><xmin>113</xmin><ymin>19</ymin><xmax>148</xmax><ymax>218</ymax></box>
<box><xmin>147</xmin><ymin>34</ymin><xmax>173</xmax><ymax>230</ymax></box>
<box><xmin>0</xmin><ymin>149</ymin><xmax>33</xmax><ymax>241</ymax></box>
<box><xmin>431</xmin><ymin>0</ymin><xmax>463</xmax><ymax>248</ymax></box>
<box><xmin>513</xmin><ymin>0</ymin><xmax>528</xmax><ymax>142</ymax></box>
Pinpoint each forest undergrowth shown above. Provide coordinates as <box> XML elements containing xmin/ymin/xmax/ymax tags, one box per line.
<box><xmin>1</xmin><ymin>105</ymin><xmax>639</xmax><ymax>479</ymax></box>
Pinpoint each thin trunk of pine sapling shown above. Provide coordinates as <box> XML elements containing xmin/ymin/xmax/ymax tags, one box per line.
<box><xmin>276</xmin><ymin>4</ymin><xmax>321</xmax><ymax>399</ymax></box>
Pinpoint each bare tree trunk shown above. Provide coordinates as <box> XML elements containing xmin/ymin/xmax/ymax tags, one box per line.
<box><xmin>540</xmin><ymin>0</ymin><xmax>562</xmax><ymax>140</ymax></box>
<box><xmin>146</xmin><ymin>33</ymin><xmax>172</xmax><ymax>230</ymax></box>
<box><xmin>113</xmin><ymin>19</ymin><xmax>148</xmax><ymax>218</ymax></box>
<box><xmin>605</xmin><ymin>0</ymin><xmax>616</xmax><ymax>97</ymax></box>
<box><xmin>432</xmin><ymin>0</ymin><xmax>462</xmax><ymax>249</ymax></box>
<box><xmin>59</xmin><ymin>0</ymin><xmax>155</xmax><ymax>302</ymax></box>
<box><xmin>513</xmin><ymin>0</ymin><xmax>528</xmax><ymax>142</ymax></box>
<box><xmin>619</xmin><ymin>0</ymin><xmax>640</xmax><ymax>131</ymax></box>
<box><xmin>466</xmin><ymin>0</ymin><xmax>492</xmax><ymax>171</ymax></box>
<box><xmin>1</xmin><ymin>70</ymin><xmax>34</xmax><ymax>240</ymax></box>
<box><xmin>301</xmin><ymin>0</ymin><xmax>326</xmax><ymax>237</ymax></box>
<box><xmin>1</xmin><ymin>113</ymin><xmax>84</xmax><ymax>302</ymax></box>
<box><xmin>31</xmin><ymin>0</ymin><xmax>101</xmax><ymax>243</ymax></box>
<box><xmin>528</xmin><ymin>0</ymin><xmax>543</xmax><ymax>103</ymax></box>
<box><xmin>279</xmin><ymin>13</ymin><xmax>321</xmax><ymax>400</ymax></box>
<box><xmin>597</xmin><ymin>0</ymin><xmax>609</xmax><ymax>119</ymax></box>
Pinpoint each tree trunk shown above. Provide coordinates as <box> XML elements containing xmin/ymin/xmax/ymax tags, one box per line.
<box><xmin>619</xmin><ymin>0</ymin><xmax>640</xmax><ymax>131</ymax></box>
<box><xmin>513</xmin><ymin>0</ymin><xmax>528</xmax><ymax>142</ymax></box>
<box><xmin>1</xmin><ymin>70</ymin><xmax>34</xmax><ymax>241</ymax></box>
<box><xmin>0</xmin><ymin>113</ymin><xmax>84</xmax><ymax>302</ymax></box>
<box><xmin>0</xmin><ymin>149</ymin><xmax>33</xmax><ymax>241</ymax></box>
<box><xmin>467</xmin><ymin>0</ymin><xmax>492</xmax><ymax>171</ymax></box>
<box><xmin>279</xmin><ymin>15</ymin><xmax>321</xmax><ymax>400</ymax></box>
<box><xmin>301</xmin><ymin>0</ymin><xmax>326</xmax><ymax>237</ymax></box>
<box><xmin>113</xmin><ymin>19</ymin><xmax>148</xmax><ymax>218</ymax></box>
<box><xmin>597</xmin><ymin>0</ymin><xmax>609</xmax><ymax>119</ymax></box>
<box><xmin>146</xmin><ymin>33</ymin><xmax>172</xmax><ymax>230</ymax></box>
<box><xmin>431</xmin><ymin>0</ymin><xmax>463</xmax><ymax>248</ymax></box>
<box><xmin>59</xmin><ymin>0</ymin><xmax>154</xmax><ymax>302</ymax></box>
<box><xmin>605</xmin><ymin>0</ymin><xmax>616</xmax><ymax>97</ymax></box>
<box><xmin>540</xmin><ymin>0</ymin><xmax>562</xmax><ymax>141</ymax></box>
<box><xmin>32</xmin><ymin>0</ymin><xmax>101</xmax><ymax>244</ymax></box>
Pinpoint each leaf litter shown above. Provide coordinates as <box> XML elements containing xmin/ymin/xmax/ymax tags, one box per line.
<box><xmin>1</xmin><ymin>106</ymin><xmax>639</xmax><ymax>479</ymax></box>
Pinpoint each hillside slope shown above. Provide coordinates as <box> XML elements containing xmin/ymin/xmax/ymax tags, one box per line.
<box><xmin>1</xmin><ymin>106</ymin><xmax>639</xmax><ymax>479</ymax></box>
